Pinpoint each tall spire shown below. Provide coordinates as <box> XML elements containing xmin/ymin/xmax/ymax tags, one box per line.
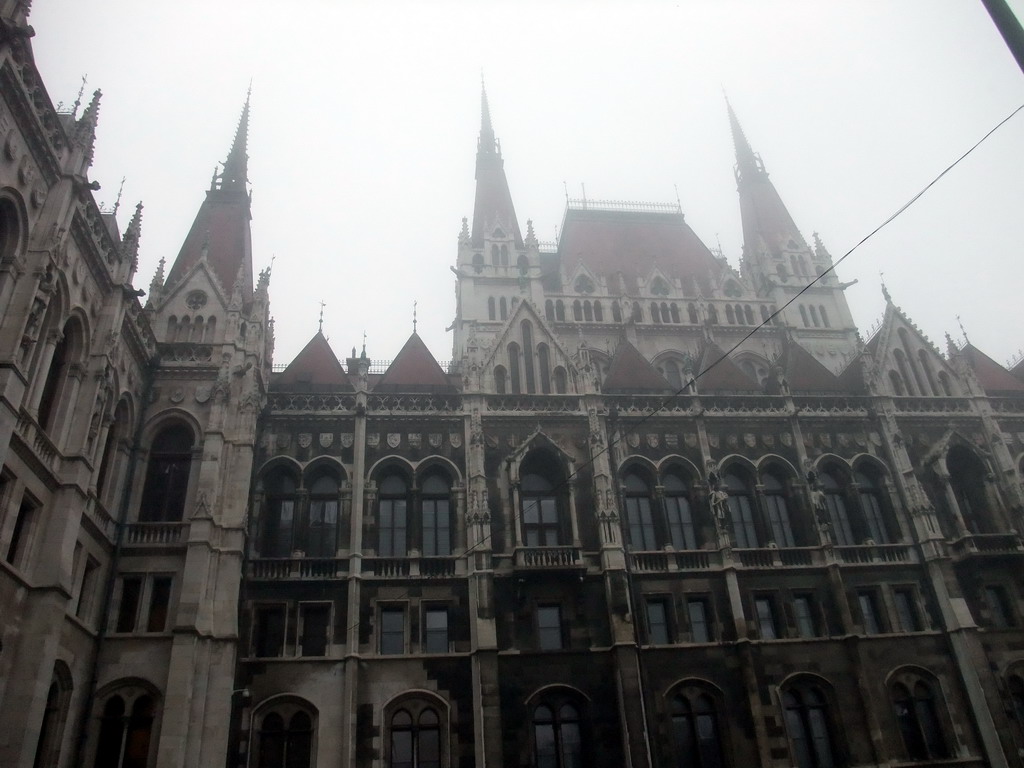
<box><xmin>479</xmin><ymin>77</ymin><xmax>496</xmax><ymax>156</ymax></box>
<box><xmin>471</xmin><ymin>83</ymin><xmax>522</xmax><ymax>248</ymax></box>
<box><xmin>726</xmin><ymin>95</ymin><xmax>762</xmax><ymax>184</ymax></box>
<box><xmin>218</xmin><ymin>88</ymin><xmax>250</xmax><ymax>191</ymax></box>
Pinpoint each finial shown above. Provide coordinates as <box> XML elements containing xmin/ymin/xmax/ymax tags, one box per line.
<box><xmin>674</xmin><ymin>183</ymin><xmax>682</xmax><ymax>212</ymax></box>
<box><xmin>361</xmin><ymin>330</ymin><xmax>367</xmax><ymax>358</ymax></box>
<box><xmin>563</xmin><ymin>180</ymin><xmax>569</xmax><ymax>203</ymax></box>
<box><xmin>459</xmin><ymin>216</ymin><xmax>469</xmax><ymax>242</ymax></box>
<box><xmin>71</xmin><ymin>74</ymin><xmax>88</xmax><ymax>118</ymax></box>
<box><xmin>413</xmin><ymin>300</ymin><xmax>418</xmax><ymax>333</ymax></box>
<box><xmin>956</xmin><ymin>315</ymin><xmax>970</xmax><ymax>345</ymax></box>
<box><xmin>525</xmin><ymin>219</ymin><xmax>537</xmax><ymax>246</ymax></box>
<box><xmin>112</xmin><ymin>176</ymin><xmax>126</xmax><ymax>216</ymax></box>
<box><xmin>318</xmin><ymin>300</ymin><xmax>326</xmax><ymax>333</ymax></box>
<box><xmin>879</xmin><ymin>272</ymin><xmax>891</xmax><ymax>303</ymax></box>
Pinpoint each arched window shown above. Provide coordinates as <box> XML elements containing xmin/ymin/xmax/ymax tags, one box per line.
<box><xmin>937</xmin><ymin>371</ymin><xmax>953</xmax><ymax>397</ymax></box>
<box><xmin>809</xmin><ymin>306</ymin><xmax>820</xmax><ymax>328</ymax></box>
<box><xmin>612</xmin><ymin>302</ymin><xmax>622</xmax><ymax>323</ymax></box>
<box><xmin>799</xmin><ymin>306</ymin><xmax>809</xmax><ymax>327</ymax></box>
<box><xmin>760</xmin><ymin>306</ymin><xmax>770</xmax><ymax>323</ymax></box>
<box><xmin>556</xmin><ymin>300</ymin><xmax>565</xmax><ymax>322</ymax></box>
<box><xmin>500</xmin><ymin>244</ymin><xmax>509</xmax><ymax>266</ymax></box>
<box><xmin>726</xmin><ymin>305</ymin><xmax>736</xmax><ymax>325</ymax></box>
<box><xmin>378</xmin><ymin>473</ymin><xmax>409</xmax><ymax>556</ymax></box>
<box><xmin>624</xmin><ymin>472</ymin><xmax>657</xmax><ymax>550</ymax></box>
<box><xmin>553</xmin><ymin>367</ymin><xmax>568</xmax><ymax>395</ymax></box>
<box><xmin>898</xmin><ymin>329</ymin><xmax>927</xmax><ymax>395</ymax></box>
<box><xmin>37</xmin><ymin>318</ymin><xmax>84</xmax><ymax>434</ymax></box>
<box><xmin>583</xmin><ymin>301</ymin><xmax>593</xmax><ymax>322</ymax></box>
<box><xmin>491</xmin><ymin>244</ymin><xmax>500</xmax><ymax>266</ymax></box>
<box><xmin>818</xmin><ymin>306</ymin><xmax>830</xmax><ymax>328</ymax></box>
<box><xmin>166</xmin><ymin>315</ymin><xmax>177</xmax><ymax>340</ymax></box>
<box><xmin>204</xmin><ymin>316</ymin><xmax>216</xmax><ymax>342</ymax></box>
<box><xmin>670</xmin><ymin>690</ymin><xmax>724</xmax><ymax>768</ymax></box>
<box><xmin>508</xmin><ymin>342</ymin><xmax>522</xmax><ymax>394</ymax></box>
<box><xmin>517</xmin><ymin>254</ymin><xmax>529</xmax><ymax>273</ymax></box>
<box><xmin>947</xmin><ymin>445</ymin><xmax>992</xmax><ymax>534</ymax></box>
<box><xmin>782</xmin><ymin>684</ymin><xmax>838</xmax><ymax>768</ymax></box>
<box><xmin>892</xmin><ymin>679</ymin><xmax>948</xmax><ymax>761</ymax></box>
<box><xmin>888</xmin><ymin>370</ymin><xmax>905</xmax><ymax>396</ymax></box>
<box><xmin>306</xmin><ymin>472</ymin><xmax>339</xmax><ymax>558</ymax></box>
<box><xmin>744</xmin><ymin>305</ymin><xmax>755</xmax><ymax>325</ymax></box>
<box><xmin>723</xmin><ymin>470</ymin><xmax>758</xmax><ymax>548</ymax></box>
<box><xmin>533</xmin><ymin>702</ymin><xmax>582</xmax><ymax>768</ymax></box>
<box><xmin>661</xmin><ymin>303</ymin><xmax>670</xmax><ymax>324</ymax></box>
<box><xmin>177</xmin><ymin>316</ymin><xmax>191</xmax><ymax>342</ymax></box>
<box><xmin>538</xmin><ymin>344</ymin><xmax>552</xmax><ymax>394</ymax></box>
<box><xmin>670</xmin><ymin>303</ymin><xmax>680</xmax><ymax>323</ymax></box>
<box><xmin>494</xmin><ymin>365</ymin><xmax>507</xmax><ymax>395</ymax></box>
<box><xmin>260</xmin><ymin>468</ymin><xmax>298</xmax><ymax>557</ymax></box>
<box><xmin>472</xmin><ymin>253</ymin><xmax>484</xmax><ymax>273</ymax></box>
<box><xmin>893</xmin><ymin>349</ymin><xmax>917</xmax><ymax>396</ymax></box>
<box><xmin>421</xmin><ymin>474</ymin><xmax>452</xmax><ymax>557</ymax></box>
<box><xmin>821</xmin><ymin>471</ymin><xmax>854</xmax><ymax>547</ymax></box>
<box><xmin>522</xmin><ymin>322</ymin><xmax>536</xmax><ymax>393</ymax></box>
<box><xmin>573</xmin><ymin>300</ymin><xmax>583</xmax><ymax>321</ymax></box>
<box><xmin>391</xmin><ymin>706</ymin><xmax>442</xmax><ymax>768</ymax></box>
<box><xmin>545</xmin><ymin>300</ymin><xmax>554</xmax><ymax>321</ymax></box>
<box><xmin>94</xmin><ymin>693</ymin><xmax>155</xmax><ymax>768</ymax></box>
<box><xmin>521</xmin><ymin>453</ymin><xmax>566</xmax><ymax>547</ymax></box>
<box><xmin>663</xmin><ymin>471</ymin><xmax>698</xmax><ymax>549</ymax></box>
<box><xmin>488</xmin><ymin>297</ymin><xmax>496</xmax><ymax>321</ymax></box>
<box><xmin>500</xmin><ymin>297</ymin><xmax>508</xmax><ymax>321</ymax></box>
<box><xmin>97</xmin><ymin>398</ymin><xmax>132</xmax><ymax>506</ymax></box>
<box><xmin>257</xmin><ymin>708</ymin><xmax>314</xmax><ymax>768</ymax></box>
<box><xmin>917</xmin><ymin>349</ymin><xmax>938</xmax><ymax>395</ymax></box>
<box><xmin>139</xmin><ymin>424</ymin><xmax>194</xmax><ymax>523</ymax></box>
<box><xmin>191</xmin><ymin>316</ymin><xmax>204</xmax><ymax>342</ymax></box>
<box><xmin>33</xmin><ymin>664</ymin><xmax>72</xmax><ymax>768</ymax></box>
<box><xmin>688</xmin><ymin>304</ymin><xmax>698</xmax><ymax>324</ymax></box>
<box><xmin>706</xmin><ymin>305</ymin><xmax>718</xmax><ymax>325</ymax></box>
<box><xmin>632</xmin><ymin>302</ymin><xmax>643</xmax><ymax>322</ymax></box>
<box><xmin>593</xmin><ymin>301</ymin><xmax>603</xmax><ymax>322</ymax></box>
<box><xmin>761</xmin><ymin>471</ymin><xmax>796</xmax><ymax>547</ymax></box>
<box><xmin>854</xmin><ymin>469</ymin><xmax>890</xmax><ymax>543</ymax></box>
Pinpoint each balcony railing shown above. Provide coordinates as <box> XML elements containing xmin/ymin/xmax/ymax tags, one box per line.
<box><xmin>361</xmin><ymin>556</ymin><xmax>461</xmax><ymax>578</ymax></box>
<box><xmin>834</xmin><ymin>543</ymin><xmax>915</xmax><ymax>565</ymax></box>
<box><xmin>630</xmin><ymin>550</ymin><xmax>715</xmax><ymax>572</ymax></box>
<box><xmin>124</xmin><ymin>522</ymin><xmax>190</xmax><ymax>547</ymax></box>
<box><xmin>514</xmin><ymin>546</ymin><xmax>584</xmax><ymax>570</ymax></box>
<box><xmin>248</xmin><ymin>557</ymin><xmax>348</xmax><ymax>580</ymax></box>
<box><xmin>950</xmin><ymin>533</ymin><xmax>1024</xmax><ymax>559</ymax></box>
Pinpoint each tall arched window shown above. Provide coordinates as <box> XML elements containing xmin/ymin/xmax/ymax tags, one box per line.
<box><xmin>744</xmin><ymin>305</ymin><xmax>755</xmax><ymax>325</ymax></box>
<box><xmin>488</xmin><ymin>297</ymin><xmax>496</xmax><ymax>321</ymax></box>
<box><xmin>378</xmin><ymin>474</ymin><xmax>409</xmax><ymax>556</ymax></box>
<box><xmin>593</xmin><ymin>301</ymin><xmax>603</xmax><ymax>321</ymax></box>
<box><xmin>306</xmin><ymin>471</ymin><xmax>340</xmax><ymax>558</ymax></box>
<box><xmin>821</xmin><ymin>471</ymin><xmax>854</xmax><ymax>546</ymax></box>
<box><xmin>491</xmin><ymin>244</ymin><xmax>500</xmax><ymax>266</ymax></box>
<box><xmin>538</xmin><ymin>344</ymin><xmax>552</xmax><ymax>394</ymax></box>
<box><xmin>583</xmin><ymin>301</ymin><xmax>593</xmax><ymax>322</ymax></box>
<box><xmin>663</xmin><ymin>472</ymin><xmax>697</xmax><ymax>549</ymax></box>
<box><xmin>892</xmin><ymin>679</ymin><xmax>948</xmax><ymax>760</ymax></box>
<box><xmin>533</xmin><ymin>702</ymin><xmax>582</xmax><ymax>768</ymax></box>
<box><xmin>1008</xmin><ymin>673</ymin><xmax>1024</xmax><ymax>729</ymax></box>
<box><xmin>818</xmin><ymin>306</ymin><xmax>830</xmax><ymax>328</ymax></box>
<box><xmin>494</xmin><ymin>366</ymin><xmax>507</xmax><ymax>395</ymax></box>
<box><xmin>670</xmin><ymin>690</ymin><xmax>724</xmax><ymax>768</ymax></box>
<box><xmin>809</xmin><ymin>306</ymin><xmax>820</xmax><ymax>327</ymax></box>
<box><xmin>508</xmin><ymin>342</ymin><xmax>522</xmax><ymax>394</ymax></box>
<box><xmin>893</xmin><ymin>350</ymin><xmax>916</xmax><ymax>396</ymax></box>
<box><xmin>854</xmin><ymin>469</ymin><xmax>890</xmax><ymax>543</ymax></box>
<box><xmin>556</xmin><ymin>300</ymin><xmax>565</xmax><ymax>322</ymax></box>
<box><xmin>258</xmin><ymin>709</ymin><xmax>313</xmax><ymax>768</ymax></box>
<box><xmin>888</xmin><ymin>370</ymin><xmax>905</xmax><ymax>396</ymax></box>
<box><xmin>761</xmin><ymin>471</ymin><xmax>796</xmax><ymax>547</ymax></box>
<box><xmin>947</xmin><ymin>445</ymin><xmax>992</xmax><ymax>534</ymax></box>
<box><xmin>706</xmin><ymin>305</ymin><xmax>718</xmax><ymax>324</ymax></box>
<box><xmin>612</xmin><ymin>302</ymin><xmax>622</xmax><ymax>323</ymax></box>
<box><xmin>37</xmin><ymin>318</ymin><xmax>84</xmax><ymax>434</ymax></box>
<box><xmin>553</xmin><ymin>367</ymin><xmax>568</xmax><ymax>395</ymax></box>
<box><xmin>545</xmin><ymin>300</ymin><xmax>554</xmax><ymax>321</ymax></box>
<box><xmin>670</xmin><ymin>303</ymin><xmax>681</xmax><ymax>323</ymax></box>
<box><xmin>937</xmin><ymin>371</ymin><xmax>953</xmax><ymax>397</ymax></box>
<box><xmin>522</xmin><ymin>322</ymin><xmax>536</xmax><ymax>393</ymax></box>
<box><xmin>573</xmin><ymin>300</ymin><xmax>583</xmax><ymax>321</ymax></box>
<box><xmin>260</xmin><ymin>468</ymin><xmax>298</xmax><ymax>557</ymax></box>
<box><xmin>94</xmin><ymin>693</ymin><xmax>155</xmax><ymax>768</ymax></box>
<box><xmin>725</xmin><ymin>305</ymin><xmax>735</xmax><ymax>324</ymax></box>
<box><xmin>97</xmin><ymin>398</ymin><xmax>132</xmax><ymax>506</ymax></box>
<box><xmin>782</xmin><ymin>684</ymin><xmax>838</xmax><ymax>768</ymax></box>
<box><xmin>420</xmin><ymin>474</ymin><xmax>452</xmax><ymax>557</ymax></box>
<box><xmin>799</xmin><ymin>306</ymin><xmax>809</xmax><ymax>327</ymax></box>
<box><xmin>624</xmin><ymin>472</ymin><xmax>657</xmax><ymax>550</ymax></box>
<box><xmin>521</xmin><ymin>453</ymin><xmax>565</xmax><ymax>547</ymax></box>
<box><xmin>723</xmin><ymin>470</ymin><xmax>758</xmax><ymax>548</ymax></box>
<box><xmin>500</xmin><ymin>297</ymin><xmax>508</xmax><ymax>321</ymax></box>
<box><xmin>32</xmin><ymin>663</ymin><xmax>72</xmax><ymax>768</ymax></box>
<box><xmin>139</xmin><ymin>424</ymin><xmax>194</xmax><ymax>522</ymax></box>
<box><xmin>391</xmin><ymin>707</ymin><xmax>441</xmax><ymax>768</ymax></box>
<box><xmin>632</xmin><ymin>302</ymin><xmax>643</xmax><ymax>322</ymax></box>
<box><xmin>688</xmin><ymin>304</ymin><xmax>698</xmax><ymax>324</ymax></box>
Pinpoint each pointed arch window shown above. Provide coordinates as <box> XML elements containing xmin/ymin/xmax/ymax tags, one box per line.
<box><xmin>892</xmin><ymin>680</ymin><xmax>948</xmax><ymax>761</ymax></box>
<box><xmin>391</xmin><ymin>707</ymin><xmax>441</xmax><ymax>768</ymax></box>
<box><xmin>854</xmin><ymin>470</ymin><xmax>889</xmax><ymax>543</ymax></box>
<box><xmin>687</xmin><ymin>304</ymin><xmax>698</xmax><ymax>324</ymax></box>
<box><xmin>522</xmin><ymin>321</ymin><xmax>536</xmax><ymax>393</ymax></box>
<box><xmin>662</xmin><ymin>360</ymin><xmax>683</xmax><ymax>391</ymax></box>
<box><xmin>938</xmin><ymin>371</ymin><xmax>953</xmax><ymax>396</ymax></box>
<box><xmin>583</xmin><ymin>301</ymin><xmax>593</xmax><ymax>322</ymax></box>
<box><xmin>663</xmin><ymin>472</ymin><xmax>698</xmax><ymax>550</ymax></box>
<box><xmin>500</xmin><ymin>297</ymin><xmax>508</xmax><ymax>321</ymax></box>
<box><xmin>37</xmin><ymin>318</ymin><xmax>83</xmax><ymax>434</ymax></box>
<box><xmin>306</xmin><ymin>472</ymin><xmax>340</xmax><ymax>557</ymax></box>
<box><xmin>491</xmin><ymin>245</ymin><xmax>500</xmax><ymax>266</ymax></box>
<box><xmin>260</xmin><ymin>468</ymin><xmax>298</xmax><ymax>557</ymax></box>
<box><xmin>723</xmin><ymin>470</ymin><xmax>758</xmax><ymax>548</ymax></box>
<box><xmin>553</xmin><ymin>367</ymin><xmax>568</xmax><ymax>395</ymax></box>
<box><xmin>818</xmin><ymin>305</ymin><xmax>830</xmax><ymax>328</ymax></box>
<box><xmin>632</xmin><ymin>302</ymin><xmax>643</xmax><ymax>322</ymax></box>
<box><xmin>488</xmin><ymin>297</ymin><xmax>496</xmax><ymax>321</ymax></box>
<box><xmin>555</xmin><ymin>300</ymin><xmax>565</xmax><ymax>322</ymax></box>
<box><xmin>624</xmin><ymin>472</ymin><xmax>657</xmax><ymax>550</ymax></box>
<box><xmin>572</xmin><ymin>300</ymin><xmax>583</xmax><ymax>321</ymax></box>
<box><xmin>494</xmin><ymin>365</ymin><xmax>507</xmax><ymax>395</ymax></box>
<box><xmin>379</xmin><ymin>474</ymin><xmax>409</xmax><ymax>557</ymax></box>
<box><xmin>652</xmin><ymin>302</ymin><xmax>662</xmax><ymax>323</ymax></box>
<box><xmin>670</xmin><ymin>690</ymin><xmax>724</xmax><ymax>768</ymax></box>
<box><xmin>821</xmin><ymin>471</ymin><xmax>854</xmax><ymax>547</ymax></box>
<box><xmin>533</xmin><ymin>702</ymin><xmax>582</xmax><ymax>768</ymax></box>
<box><xmin>782</xmin><ymin>684</ymin><xmax>837</xmax><ymax>768</ymax></box>
<box><xmin>33</xmin><ymin>664</ymin><xmax>72</xmax><ymax>768</ymax></box>
<box><xmin>888</xmin><ymin>370</ymin><xmax>905</xmax><ymax>396</ymax></box>
<box><xmin>421</xmin><ymin>474</ymin><xmax>452</xmax><ymax>557</ymax></box>
<box><xmin>706</xmin><ymin>305</ymin><xmax>718</xmax><ymax>324</ymax></box>
<box><xmin>799</xmin><ymin>306</ymin><xmax>809</xmax><ymax>327</ymax></box>
<box><xmin>612</xmin><ymin>302</ymin><xmax>622</xmax><ymax>323</ymax></box>
<box><xmin>257</xmin><ymin>709</ymin><xmax>313</xmax><ymax>768</ymax></box>
<box><xmin>725</xmin><ymin>305</ymin><xmax>735</xmax><ymax>324</ymax></box>
<box><xmin>594</xmin><ymin>301</ymin><xmax>603</xmax><ymax>322</ymax></box>
<box><xmin>545</xmin><ymin>300</ymin><xmax>554</xmax><ymax>321</ymax></box>
<box><xmin>537</xmin><ymin>344</ymin><xmax>552</xmax><ymax>394</ymax></box>
<box><xmin>139</xmin><ymin>424</ymin><xmax>194</xmax><ymax>523</ymax></box>
<box><xmin>947</xmin><ymin>445</ymin><xmax>992</xmax><ymax>534</ymax></box>
<box><xmin>521</xmin><ymin>454</ymin><xmax>566</xmax><ymax>547</ymax></box>
<box><xmin>508</xmin><ymin>342</ymin><xmax>522</xmax><ymax>394</ymax></box>
<box><xmin>761</xmin><ymin>472</ymin><xmax>796</xmax><ymax>547</ymax></box>
<box><xmin>670</xmin><ymin>303</ymin><xmax>680</xmax><ymax>323</ymax></box>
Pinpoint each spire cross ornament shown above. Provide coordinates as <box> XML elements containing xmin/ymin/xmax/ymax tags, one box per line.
<box><xmin>72</xmin><ymin>74</ymin><xmax>88</xmax><ymax>118</ymax></box>
<box><xmin>956</xmin><ymin>315</ymin><xmax>970</xmax><ymax>344</ymax></box>
<box><xmin>361</xmin><ymin>330</ymin><xmax>367</xmax><ymax>357</ymax></box>
<box><xmin>413</xmin><ymin>301</ymin><xmax>418</xmax><ymax>333</ymax></box>
<box><xmin>113</xmin><ymin>176</ymin><xmax>126</xmax><ymax>216</ymax></box>
<box><xmin>318</xmin><ymin>301</ymin><xmax>326</xmax><ymax>333</ymax></box>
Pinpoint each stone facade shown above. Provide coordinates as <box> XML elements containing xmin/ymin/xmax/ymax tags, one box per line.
<box><xmin>3</xmin><ymin>4</ymin><xmax>1024</xmax><ymax>768</ymax></box>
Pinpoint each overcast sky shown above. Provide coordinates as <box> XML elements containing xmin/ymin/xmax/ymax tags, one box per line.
<box><xmin>26</xmin><ymin>0</ymin><xmax>1024</xmax><ymax>370</ymax></box>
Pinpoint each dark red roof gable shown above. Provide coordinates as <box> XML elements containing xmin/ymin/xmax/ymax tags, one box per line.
<box><xmin>603</xmin><ymin>340</ymin><xmax>673</xmax><ymax>393</ymax></box>
<box><xmin>272</xmin><ymin>331</ymin><xmax>351</xmax><ymax>391</ymax></box>
<box><xmin>781</xmin><ymin>339</ymin><xmax>847</xmax><ymax>393</ymax></box>
<box><xmin>375</xmin><ymin>333</ymin><xmax>453</xmax><ymax>393</ymax></box>
<box><xmin>962</xmin><ymin>344</ymin><xmax>1024</xmax><ymax>394</ymax></box>
<box><xmin>695</xmin><ymin>341</ymin><xmax>761</xmax><ymax>392</ymax></box>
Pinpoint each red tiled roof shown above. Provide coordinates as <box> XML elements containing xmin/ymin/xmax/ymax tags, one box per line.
<box><xmin>558</xmin><ymin>209</ymin><xmax>722</xmax><ymax>292</ymax></box>
<box><xmin>375</xmin><ymin>333</ymin><xmax>454</xmax><ymax>393</ymax></box>
<box><xmin>603</xmin><ymin>340</ymin><xmax>673</xmax><ymax>393</ymax></box>
<box><xmin>962</xmin><ymin>344</ymin><xmax>1024</xmax><ymax>394</ymax></box>
<box><xmin>1012</xmin><ymin>357</ymin><xmax>1024</xmax><ymax>382</ymax></box>
<box><xmin>272</xmin><ymin>331</ymin><xmax>351</xmax><ymax>391</ymax></box>
<box><xmin>695</xmin><ymin>341</ymin><xmax>761</xmax><ymax>392</ymax></box>
<box><xmin>165</xmin><ymin>189</ymin><xmax>253</xmax><ymax>302</ymax></box>
<box><xmin>781</xmin><ymin>339</ymin><xmax>847</xmax><ymax>392</ymax></box>
<box><xmin>836</xmin><ymin>355</ymin><xmax>867</xmax><ymax>394</ymax></box>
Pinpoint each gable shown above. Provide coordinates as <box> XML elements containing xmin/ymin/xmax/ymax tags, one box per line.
<box><xmin>375</xmin><ymin>333</ymin><xmax>453</xmax><ymax>393</ymax></box>
<box><xmin>962</xmin><ymin>344</ymin><xmax>1024</xmax><ymax>394</ymax></box>
<box><xmin>603</xmin><ymin>339</ymin><xmax>673</xmax><ymax>393</ymax></box>
<box><xmin>272</xmin><ymin>331</ymin><xmax>351</xmax><ymax>392</ymax></box>
<box><xmin>480</xmin><ymin>298</ymin><xmax>580</xmax><ymax>394</ymax></box>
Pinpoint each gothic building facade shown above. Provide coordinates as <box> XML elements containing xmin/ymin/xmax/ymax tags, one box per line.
<box><xmin>3</xmin><ymin>4</ymin><xmax>1024</xmax><ymax>768</ymax></box>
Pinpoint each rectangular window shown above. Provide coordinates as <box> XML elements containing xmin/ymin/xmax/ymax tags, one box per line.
<box><xmin>763</xmin><ymin>495</ymin><xmax>796</xmax><ymax>548</ymax></box>
<box><xmin>380</xmin><ymin>606</ymin><xmax>406</xmax><ymax>655</ymax></box>
<box><xmin>422</xmin><ymin>498</ymin><xmax>451</xmax><ymax>557</ymax></box>
<box><xmin>825</xmin><ymin>494</ymin><xmax>855</xmax><ymax>547</ymax></box>
<box><xmin>755</xmin><ymin>596</ymin><xmax>778</xmax><ymax>639</ymax></box>
<box><xmin>116</xmin><ymin>576</ymin><xmax>143</xmax><ymax>633</ymax></box>
<box><xmin>537</xmin><ymin>604</ymin><xmax>563</xmax><ymax>650</ymax></box>
<box><xmin>524</xmin><ymin>498</ymin><xmax>560</xmax><ymax>547</ymax></box>
<box><xmin>728</xmin><ymin>495</ymin><xmax>759</xmax><ymax>548</ymax></box>
<box><xmin>893</xmin><ymin>588</ymin><xmax>920</xmax><ymax>632</ymax></box>
<box><xmin>253</xmin><ymin>604</ymin><xmax>286</xmax><ymax>657</ymax></box>
<box><xmin>860</xmin><ymin>492</ymin><xmax>889</xmax><ymax>543</ymax></box>
<box><xmin>75</xmin><ymin>556</ymin><xmax>100</xmax><ymax>623</ymax></box>
<box><xmin>300</xmin><ymin>603</ymin><xmax>331</xmax><ymax>656</ymax></box>
<box><xmin>665</xmin><ymin>496</ymin><xmax>697</xmax><ymax>549</ymax></box>
<box><xmin>626</xmin><ymin>497</ymin><xmax>658</xmax><ymax>551</ymax></box>
<box><xmin>858</xmin><ymin>591</ymin><xmax>883</xmax><ymax>635</ymax></box>
<box><xmin>146</xmin><ymin>576</ymin><xmax>173</xmax><ymax>632</ymax></box>
<box><xmin>423</xmin><ymin>606</ymin><xmax>449</xmax><ymax>653</ymax></box>
<box><xmin>986</xmin><ymin>585</ymin><xmax>1016</xmax><ymax>628</ymax></box>
<box><xmin>646</xmin><ymin>598</ymin><xmax>670</xmax><ymax>645</ymax></box>
<box><xmin>687</xmin><ymin>598</ymin><xmax>711</xmax><ymax>643</ymax></box>
<box><xmin>793</xmin><ymin>595</ymin><xmax>817</xmax><ymax>638</ymax></box>
<box><xmin>6</xmin><ymin>498</ymin><xmax>35</xmax><ymax>566</ymax></box>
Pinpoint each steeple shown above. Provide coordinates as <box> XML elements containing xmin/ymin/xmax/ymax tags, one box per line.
<box><xmin>164</xmin><ymin>93</ymin><xmax>254</xmax><ymax>302</ymax></box>
<box><xmin>726</xmin><ymin>96</ymin><xmax>763</xmax><ymax>184</ymax></box>
<box><xmin>471</xmin><ymin>83</ymin><xmax>523</xmax><ymax>248</ymax></box>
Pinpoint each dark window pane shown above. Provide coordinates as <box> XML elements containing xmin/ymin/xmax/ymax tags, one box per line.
<box><xmin>688</xmin><ymin>599</ymin><xmax>710</xmax><ymax>643</ymax></box>
<box><xmin>117</xmin><ymin>577</ymin><xmax>143</xmax><ymax>633</ymax></box>
<box><xmin>254</xmin><ymin>605</ymin><xmax>286</xmax><ymax>657</ymax></box>
<box><xmin>424</xmin><ymin>607</ymin><xmax>449</xmax><ymax>653</ymax></box>
<box><xmin>300</xmin><ymin>604</ymin><xmax>330</xmax><ymax>656</ymax></box>
<box><xmin>755</xmin><ymin>598</ymin><xmax>776</xmax><ymax>639</ymax></box>
<box><xmin>794</xmin><ymin>596</ymin><xmax>816</xmax><ymax>638</ymax></box>
<box><xmin>538</xmin><ymin>605</ymin><xmax>562</xmax><ymax>650</ymax></box>
<box><xmin>146</xmin><ymin>576</ymin><xmax>172</xmax><ymax>632</ymax></box>
<box><xmin>647</xmin><ymin>599</ymin><xmax>669</xmax><ymax>644</ymax></box>
<box><xmin>381</xmin><ymin>607</ymin><xmax>405</xmax><ymax>655</ymax></box>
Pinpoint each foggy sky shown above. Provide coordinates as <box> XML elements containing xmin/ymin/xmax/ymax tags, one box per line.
<box><xmin>25</xmin><ymin>0</ymin><xmax>1024</xmax><ymax>370</ymax></box>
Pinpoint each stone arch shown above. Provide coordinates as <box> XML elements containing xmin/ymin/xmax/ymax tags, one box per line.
<box><xmin>302</xmin><ymin>455</ymin><xmax>347</xmax><ymax>485</ymax></box>
<box><xmin>367</xmin><ymin>455</ymin><xmax>416</xmax><ymax>485</ymax></box>
<box><xmin>616</xmin><ymin>454</ymin><xmax>659</xmax><ymax>479</ymax></box>
<box><xmin>755</xmin><ymin>453</ymin><xmax>800</xmax><ymax>478</ymax></box>
<box><xmin>525</xmin><ymin>683</ymin><xmax>593</xmax><ymax>706</ymax></box>
<box><xmin>414</xmin><ymin>454</ymin><xmax>464</xmax><ymax>486</ymax></box>
<box><xmin>255</xmin><ymin>455</ymin><xmax>304</xmax><ymax>490</ymax></box>
<box><xmin>656</xmin><ymin>454</ymin><xmax>704</xmax><ymax>482</ymax></box>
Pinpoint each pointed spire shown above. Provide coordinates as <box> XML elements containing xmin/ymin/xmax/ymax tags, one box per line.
<box><xmin>74</xmin><ymin>89</ymin><xmax>102</xmax><ymax>166</ymax></box>
<box><xmin>121</xmin><ymin>201</ymin><xmax>143</xmax><ymax>269</ymax></box>
<box><xmin>725</xmin><ymin>94</ymin><xmax>762</xmax><ymax>183</ymax></box>
<box><xmin>479</xmin><ymin>77</ymin><xmax>496</xmax><ymax>156</ymax></box>
<box><xmin>149</xmin><ymin>256</ymin><xmax>166</xmax><ymax>297</ymax></box>
<box><xmin>471</xmin><ymin>83</ymin><xmax>522</xmax><ymax>248</ymax></box>
<box><xmin>219</xmin><ymin>88</ymin><xmax>250</xmax><ymax>191</ymax></box>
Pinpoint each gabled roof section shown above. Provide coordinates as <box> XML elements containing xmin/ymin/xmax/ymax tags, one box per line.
<box><xmin>603</xmin><ymin>339</ymin><xmax>674</xmax><ymax>393</ymax></box>
<box><xmin>375</xmin><ymin>333</ymin><xmax>455</xmax><ymax>393</ymax></box>
<box><xmin>271</xmin><ymin>331</ymin><xmax>351</xmax><ymax>392</ymax></box>
<box><xmin>836</xmin><ymin>354</ymin><xmax>868</xmax><ymax>394</ymax></box>
<box><xmin>779</xmin><ymin>338</ymin><xmax>848</xmax><ymax>393</ymax></box>
<box><xmin>557</xmin><ymin>207</ymin><xmax>723</xmax><ymax>293</ymax></box>
<box><xmin>1011</xmin><ymin>356</ymin><xmax>1024</xmax><ymax>383</ymax></box>
<box><xmin>961</xmin><ymin>344</ymin><xmax>1024</xmax><ymax>394</ymax></box>
<box><xmin>695</xmin><ymin>341</ymin><xmax>761</xmax><ymax>392</ymax></box>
